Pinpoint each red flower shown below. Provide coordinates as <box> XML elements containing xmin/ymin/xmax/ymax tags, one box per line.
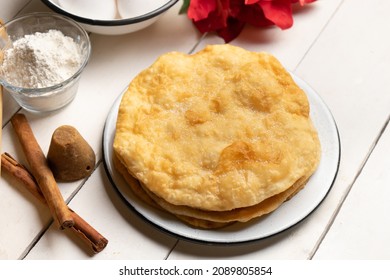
<box><xmin>184</xmin><ymin>0</ymin><xmax>315</xmax><ymax>43</ymax></box>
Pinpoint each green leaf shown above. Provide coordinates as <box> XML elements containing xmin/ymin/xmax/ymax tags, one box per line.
<box><xmin>179</xmin><ymin>0</ymin><xmax>190</xmax><ymax>14</ymax></box>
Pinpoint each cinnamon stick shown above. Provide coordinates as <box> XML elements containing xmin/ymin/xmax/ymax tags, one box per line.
<box><xmin>11</xmin><ymin>114</ymin><xmax>74</xmax><ymax>229</ymax></box>
<box><xmin>1</xmin><ymin>153</ymin><xmax>108</xmax><ymax>253</ymax></box>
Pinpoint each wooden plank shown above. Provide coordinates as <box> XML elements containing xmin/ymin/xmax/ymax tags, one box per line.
<box><xmin>0</xmin><ymin>0</ymin><xmax>30</xmax><ymax>22</ymax></box>
<box><xmin>314</xmin><ymin>121</ymin><xmax>390</xmax><ymax>259</ymax></box>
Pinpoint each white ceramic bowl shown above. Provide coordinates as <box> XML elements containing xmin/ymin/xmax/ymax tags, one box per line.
<box><xmin>0</xmin><ymin>13</ymin><xmax>91</xmax><ymax>113</ymax></box>
<box><xmin>41</xmin><ymin>0</ymin><xmax>179</xmax><ymax>35</ymax></box>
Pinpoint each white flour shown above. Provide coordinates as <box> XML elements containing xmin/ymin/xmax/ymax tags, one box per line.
<box><xmin>0</xmin><ymin>29</ymin><xmax>81</xmax><ymax>89</ymax></box>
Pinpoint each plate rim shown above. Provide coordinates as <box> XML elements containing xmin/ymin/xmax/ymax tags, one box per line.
<box><xmin>102</xmin><ymin>73</ymin><xmax>341</xmax><ymax>245</ymax></box>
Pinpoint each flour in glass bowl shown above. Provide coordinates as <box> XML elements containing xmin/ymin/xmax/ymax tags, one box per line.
<box><xmin>0</xmin><ymin>29</ymin><xmax>82</xmax><ymax>89</ymax></box>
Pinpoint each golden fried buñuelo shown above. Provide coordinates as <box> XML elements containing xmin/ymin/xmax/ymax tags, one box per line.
<box><xmin>113</xmin><ymin>44</ymin><xmax>321</xmax><ymax>212</ymax></box>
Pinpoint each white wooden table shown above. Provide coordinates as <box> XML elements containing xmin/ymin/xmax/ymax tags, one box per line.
<box><xmin>1</xmin><ymin>0</ymin><xmax>389</xmax><ymax>261</ymax></box>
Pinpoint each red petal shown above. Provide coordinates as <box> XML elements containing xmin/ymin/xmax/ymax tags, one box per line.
<box><xmin>245</xmin><ymin>0</ymin><xmax>260</xmax><ymax>4</ymax></box>
<box><xmin>190</xmin><ymin>0</ymin><xmax>230</xmax><ymax>33</ymax></box>
<box><xmin>258</xmin><ymin>0</ymin><xmax>293</xmax><ymax>29</ymax></box>
<box><xmin>188</xmin><ymin>0</ymin><xmax>218</xmax><ymax>21</ymax></box>
<box><xmin>217</xmin><ymin>17</ymin><xmax>246</xmax><ymax>43</ymax></box>
<box><xmin>192</xmin><ymin>12</ymin><xmax>227</xmax><ymax>33</ymax></box>
<box><xmin>299</xmin><ymin>0</ymin><xmax>316</xmax><ymax>4</ymax></box>
<box><xmin>291</xmin><ymin>0</ymin><xmax>316</xmax><ymax>5</ymax></box>
<box><xmin>232</xmin><ymin>0</ymin><xmax>273</xmax><ymax>27</ymax></box>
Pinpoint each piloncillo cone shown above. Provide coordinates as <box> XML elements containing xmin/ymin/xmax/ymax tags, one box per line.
<box><xmin>47</xmin><ymin>125</ymin><xmax>95</xmax><ymax>181</ymax></box>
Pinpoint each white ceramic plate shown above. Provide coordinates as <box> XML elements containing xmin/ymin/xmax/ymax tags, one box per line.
<box><xmin>42</xmin><ymin>0</ymin><xmax>178</xmax><ymax>35</ymax></box>
<box><xmin>103</xmin><ymin>73</ymin><xmax>340</xmax><ymax>244</ymax></box>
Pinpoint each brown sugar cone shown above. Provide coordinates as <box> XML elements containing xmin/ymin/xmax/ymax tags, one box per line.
<box><xmin>47</xmin><ymin>125</ymin><xmax>96</xmax><ymax>181</ymax></box>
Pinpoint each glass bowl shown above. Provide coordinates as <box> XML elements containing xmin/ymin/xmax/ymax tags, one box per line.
<box><xmin>0</xmin><ymin>12</ymin><xmax>91</xmax><ymax>113</ymax></box>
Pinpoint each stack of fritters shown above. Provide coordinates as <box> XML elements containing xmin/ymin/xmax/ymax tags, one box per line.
<box><xmin>113</xmin><ymin>44</ymin><xmax>321</xmax><ymax>229</ymax></box>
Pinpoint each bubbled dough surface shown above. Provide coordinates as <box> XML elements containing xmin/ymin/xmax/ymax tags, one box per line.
<box><xmin>113</xmin><ymin>44</ymin><xmax>321</xmax><ymax>211</ymax></box>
